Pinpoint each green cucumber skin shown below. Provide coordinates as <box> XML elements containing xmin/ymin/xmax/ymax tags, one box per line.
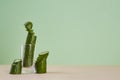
<box><xmin>25</xmin><ymin>33</ymin><xmax>33</xmax><ymax>44</ymax></box>
<box><xmin>23</xmin><ymin>44</ymin><xmax>33</xmax><ymax>67</ymax></box>
<box><xmin>35</xmin><ymin>60</ymin><xmax>47</xmax><ymax>73</ymax></box>
<box><xmin>23</xmin><ymin>43</ymin><xmax>36</xmax><ymax>67</ymax></box>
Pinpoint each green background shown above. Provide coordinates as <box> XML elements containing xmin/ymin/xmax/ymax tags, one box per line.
<box><xmin>0</xmin><ymin>0</ymin><xmax>120</xmax><ymax>65</ymax></box>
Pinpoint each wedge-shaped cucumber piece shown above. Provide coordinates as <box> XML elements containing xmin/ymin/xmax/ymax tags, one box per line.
<box><xmin>10</xmin><ymin>59</ymin><xmax>22</xmax><ymax>74</ymax></box>
<box><xmin>35</xmin><ymin>51</ymin><xmax>49</xmax><ymax>73</ymax></box>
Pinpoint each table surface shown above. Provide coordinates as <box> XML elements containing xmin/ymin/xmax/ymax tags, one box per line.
<box><xmin>0</xmin><ymin>65</ymin><xmax>120</xmax><ymax>80</ymax></box>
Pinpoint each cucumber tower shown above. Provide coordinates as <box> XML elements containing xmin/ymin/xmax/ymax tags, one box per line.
<box><xmin>23</xmin><ymin>22</ymin><xmax>37</xmax><ymax>67</ymax></box>
<box><xmin>10</xmin><ymin>21</ymin><xmax>49</xmax><ymax>74</ymax></box>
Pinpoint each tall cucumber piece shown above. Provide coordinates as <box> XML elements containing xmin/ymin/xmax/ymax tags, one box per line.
<box><xmin>23</xmin><ymin>21</ymin><xmax>37</xmax><ymax>67</ymax></box>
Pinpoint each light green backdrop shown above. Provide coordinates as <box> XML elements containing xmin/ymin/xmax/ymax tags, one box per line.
<box><xmin>0</xmin><ymin>0</ymin><xmax>120</xmax><ymax>65</ymax></box>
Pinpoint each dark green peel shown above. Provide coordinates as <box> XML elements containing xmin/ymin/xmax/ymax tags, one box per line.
<box><xmin>31</xmin><ymin>35</ymin><xmax>37</xmax><ymax>44</ymax></box>
<box><xmin>10</xmin><ymin>59</ymin><xmax>22</xmax><ymax>74</ymax></box>
<box><xmin>35</xmin><ymin>51</ymin><xmax>49</xmax><ymax>73</ymax></box>
<box><xmin>23</xmin><ymin>44</ymin><xmax>33</xmax><ymax>67</ymax></box>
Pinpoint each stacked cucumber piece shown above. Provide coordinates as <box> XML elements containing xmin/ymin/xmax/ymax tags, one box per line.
<box><xmin>10</xmin><ymin>22</ymin><xmax>49</xmax><ymax>74</ymax></box>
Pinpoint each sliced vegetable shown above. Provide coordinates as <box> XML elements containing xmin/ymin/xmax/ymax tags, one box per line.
<box><xmin>10</xmin><ymin>59</ymin><xmax>22</xmax><ymax>74</ymax></box>
<box><xmin>35</xmin><ymin>51</ymin><xmax>49</xmax><ymax>73</ymax></box>
<box><xmin>23</xmin><ymin>21</ymin><xmax>37</xmax><ymax>67</ymax></box>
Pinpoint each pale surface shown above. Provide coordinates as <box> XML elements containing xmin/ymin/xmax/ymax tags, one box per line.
<box><xmin>0</xmin><ymin>65</ymin><xmax>120</xmax><ymax>80</ymax></box>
